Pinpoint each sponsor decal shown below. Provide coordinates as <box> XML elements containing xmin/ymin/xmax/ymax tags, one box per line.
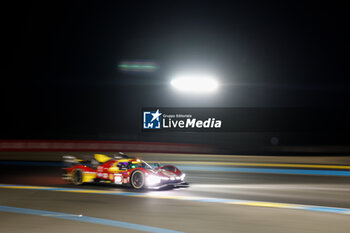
<box><xmin>114</xmin><ymin>174</ymin><xmax>123</xmax><ymax>184</ymax></box>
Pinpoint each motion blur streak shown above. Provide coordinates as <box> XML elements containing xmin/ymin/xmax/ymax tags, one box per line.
<box><xmin>1</xmin><ymin>184</ymin><xmax>349</xmax><ymax>215</ymax></box>
<box><xmin>176</xmin><ymin>165</ymin><xmax>350</xmax><ymax>176</ymax></box>
<box><xmin>2</xmin><ymin>160</ymin><xmax>350</xmax><ymax>176</ymax></box>
<box><xmin>148</xmin><ymin>161</ymin><xmax>350</xmax><ymax>170</ymax></box>
<box><xmin>118</xmin><ymin>61</ymin><xmax>158</xmax><ymax>72</ymax></box>
<box><xmin>0</xmin><ymin>205</ymin><xmax>184</xmax><ymax>233</ymax></box>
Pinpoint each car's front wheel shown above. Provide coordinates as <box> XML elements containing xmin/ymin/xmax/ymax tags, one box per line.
<box><xmin>130</xmin><ymin>170</ymin><xmax>145</xmax><ymax>189</ymax></box>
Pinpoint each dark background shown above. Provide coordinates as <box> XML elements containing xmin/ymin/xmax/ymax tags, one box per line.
<box><xmin>142</xmin><ymin>108</ymin><xmax>349</xmax><ymax>132</ymax></box>
<box><xmin>2</xmin><ymin>1</ymin><xmax>349</xmax><ymax>152</ymax></box>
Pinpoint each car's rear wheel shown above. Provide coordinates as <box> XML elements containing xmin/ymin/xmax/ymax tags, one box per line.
<box><xmin>72</xmin><ymin>169</ymin><xmax>83</xmax><ymax>185</ymax></box>
<box><xmin>130</xmin><ymin>170</ymin><xmax>145</xmax><ymax>189</ymax></box>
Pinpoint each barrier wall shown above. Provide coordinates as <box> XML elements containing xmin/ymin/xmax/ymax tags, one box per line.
<box><xmin>0</xmin><ymin>140</ymin><xmax>214</xmax><ymax>154</ymax></box>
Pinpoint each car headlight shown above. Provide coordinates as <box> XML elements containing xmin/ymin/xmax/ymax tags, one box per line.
<box><xmin>180</xmin><ymin>173</ymin><xmax>186</xmax><ymax>180</ymax></box>
<box><xmin>147</xmin><ymin>175</ymin><xmax>161</xmax><ymax>186</ymax></box>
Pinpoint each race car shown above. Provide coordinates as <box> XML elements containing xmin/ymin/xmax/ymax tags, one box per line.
<box><xmin>62</xmin><ymin>153</ymin><xmax>188</xmax><ymax>189</ymax></box>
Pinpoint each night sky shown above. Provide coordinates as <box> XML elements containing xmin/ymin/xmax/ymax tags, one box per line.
<box><xmin>3</xmin><ymin>1</ymin><xmax>349</xmax><ymax>148</ymax></box>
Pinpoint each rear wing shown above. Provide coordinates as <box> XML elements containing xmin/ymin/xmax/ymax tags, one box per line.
<box><xmin>63</xmin><ymin>155</ymin><xmax>102</xmax><ymax>168</ymax></box>
<box><xmin>62</xmin><ymin>155</ymin><xmax>83</xmax><ymax>167</ymax></box>
<box><xmin>63</xmin><ymin>152</ymin><xmax>130</xmax><ymax>168</ymax></box>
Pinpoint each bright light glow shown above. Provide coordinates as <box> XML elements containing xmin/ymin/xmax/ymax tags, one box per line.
<box><xmin>146</xmin><ymin>175</ymin><xmax>161</xmax><ymax>186</ymax></box>
<box><xmin>118</xmin><ymin>61</ymin><xmax>158</xmax><ymax>72</ymax></box>
<box><xmin>171</xmin><ymin>75</ymin><xmax>218</xmax><ymax>93</ymax></box>
<box><xmin>180</xmin><ymin>173</ymin><xmax>186</xmax><ymax>180</ymax></box>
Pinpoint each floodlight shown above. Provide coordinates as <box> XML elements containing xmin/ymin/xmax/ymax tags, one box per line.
<box><xmin>171</xmin><ymin>75</ymin><xmax>218</xmax><ymax>93</ymax></box>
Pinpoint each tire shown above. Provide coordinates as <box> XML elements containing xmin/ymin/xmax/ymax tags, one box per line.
<box><xmin>130</xmin><ymin>170</ymin><xmax>145</xmax><ymax>189</ymax></box>
<box><xmin>72</xmin><ymin>169</ymin><xmax>83</xmax><ymax>185</ymax></box>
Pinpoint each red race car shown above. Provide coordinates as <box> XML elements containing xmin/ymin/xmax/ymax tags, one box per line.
<box><xmin>62</xmin><ymin>153</ymin><xmax>188</xmax><ymax>189</ymax></box>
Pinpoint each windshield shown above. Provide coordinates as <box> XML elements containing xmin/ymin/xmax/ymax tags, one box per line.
<box><xmin>128</xmin><ymin>161</ymin><xmax>153</xmax><ymax>170</ymax></box>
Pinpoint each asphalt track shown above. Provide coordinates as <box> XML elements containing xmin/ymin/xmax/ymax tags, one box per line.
<box><xmin>0</xmin><ymin>153</ymin><xmax>349</xmax><ymax>233</ymax></box>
